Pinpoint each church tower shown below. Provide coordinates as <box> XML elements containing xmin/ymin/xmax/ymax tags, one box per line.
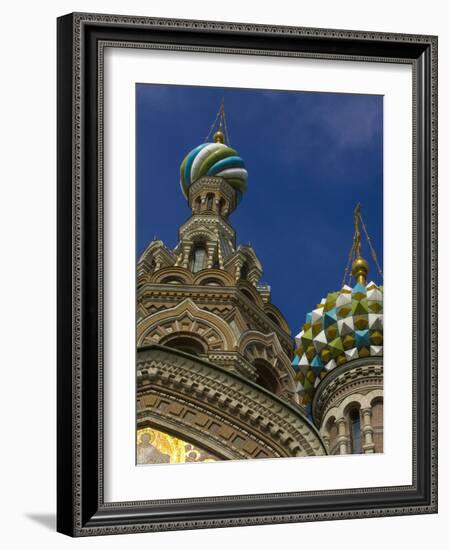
<box><xmin>293</xmin><ymin>205</ymin><xmax>384</xmax><ymax>455</ymax></box>
<box><xmin>136</xmin><ymin>103</ymin><xmax>326</xmax><ymax>463</ymax></box>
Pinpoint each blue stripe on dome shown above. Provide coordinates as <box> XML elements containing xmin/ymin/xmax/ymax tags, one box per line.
<box><xmin>184</xmin><ymin>143</ymin><xmax>209</xmax><ymax>187</ymax></box>
<box><xmin>190</xmin><ymin>143</ymin><xmax>225</xmax><ymax>183</ymax></box>
<box><xmin>206</xmin><ymin>156</ymin><xmax>245</xmax><ymax>176</ymax></box>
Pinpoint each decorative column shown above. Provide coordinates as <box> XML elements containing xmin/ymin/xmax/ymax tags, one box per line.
<box><xmin>321</xmin><ymin>432</ymin><xmax>330</xmax><ymax>453</ymax></box>
<box><xmin>181</xmin><ymin>241</ymin><xmax>193</xmax><ymax>269</ymax></box>
<box><xmin>248</xmin><ymin>269</ymin><xmax>260</xmax><ymax>287</ymax></box>
<box><xmin>235</xmin><ymin>259</ymin><xmax>243</xmax><ymax>281</ymax></box>
<box><xmin>206</xmin><ymin>243</ymin><xmax>216</xmax><ymax>269</ymax></box>
<box><xmin>336</xmin><ymin>417</ymin><xmax>350</xmax><ymax>455</ymax></box>
<box><xmin>361</xmin><ymin>407</ymin><xmax>375</xmax><ymax>454</ymax></box>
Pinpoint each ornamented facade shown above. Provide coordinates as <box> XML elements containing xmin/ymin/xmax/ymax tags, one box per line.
<box><xmin>136</xmin><ymin>107</ymin><xmax>383</xmax><ymax>463</ymax></box>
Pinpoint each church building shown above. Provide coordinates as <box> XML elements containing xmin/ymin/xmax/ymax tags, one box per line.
<box><xmin>136</xmin><ymin>105</ymin><xmax>383</xmax><ymax>464</ymax></box>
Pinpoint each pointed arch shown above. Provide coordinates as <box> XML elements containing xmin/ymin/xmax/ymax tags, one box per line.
<box><xmin>263</xmin><ymin>303</ymin><xmax>291</xmax><ymax>334</ymax></box>
<box><xmin>151</xmin><ymin>266</ymin><xmax>194</xmax><ymax>285</ymax></box>
<box><xmin>193</xmin><ymin>268</ymin><xmax>234</xmax><ymax>287</ymax></box>
<box><xmin>238</xmin><ymin>330</ymin><xmax>297</xmax><ymax>400</ymax></box>
<box><xmin>137</xmin><ymin>298</ymin><xmax>237</xmax><ymax>351</ymax></box>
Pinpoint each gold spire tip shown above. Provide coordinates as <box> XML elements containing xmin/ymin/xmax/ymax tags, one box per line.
<box><xmin>342</xmin><ymin>202</ymin><xmax>382</xmax><ymax>288</ymax></box>
<box><xmin>351</xmin><ymin>203</ymin><xmax>368</xmax><ymax>284</ymax></box>
<box><xmin>351</xmin><ymin>256</ymin><xmax>369</xmax><ymax>285</ymax></box>
<box><xmin>213</xmin><ymin>130</ymin><xmax>225</xmax><ymax>143</ymax></box>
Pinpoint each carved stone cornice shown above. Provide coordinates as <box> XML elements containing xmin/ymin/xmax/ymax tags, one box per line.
<box><xmin>139</xmin><ymin>390</ymin><xmax>281</xmax><ymax>460</ymax></box>
<box><xmin>188</xmin><ymin>176</ymin><xmax>236</xmax><ymax>202</ymax></box>
<box><xmin>188</xmin><ymin>176</ymin><xmax>237</xmax><ymax>215</ymax></box>
<box><xmin>178</xmin><ymin>214</ymin><xmax>236</xmax><ymax>242</ymax></box>
<box><xmin>207</xmin><ymin>351</ymin><xmax>258</xmax><ymax>380</ymax></box>
<box><xmin>137</xmin><ymin>345</ymin><xmax>326</xmax><ymax>459</ymax></box>
<box><xmin>312</xmin><ymin>357</ymin><xmax>383</xmax><ymax>427</ymax></box>
<box><xmin>137</xmin><ymin>240</ymin><xmax>177</xmax><ymax>274</ymax></box>
<box><xmin>137</xmin><ymin>283</ymin><xmax>293</xmax><ymax>353</ymax></box>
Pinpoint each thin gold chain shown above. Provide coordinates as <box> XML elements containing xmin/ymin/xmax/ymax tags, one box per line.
<box><xmin>360</xmin><ymin>213</ymin><xmax>383</xmax><ymax>279</ymax></box>
<box><xmin>204</xmin><ymin>98</ymin><xmax>231</xmax><ymax>145</ymax></box>
<box><xmin>342</xmin><ymin>242</ymin><xmax>356</xmax><ymax>288</ymax></box>
<box><xmin>223</xmin><ymin>103</ymin><xmax>231</xmax><ymax>145</ymax></box>
<box><xmin>204</xmin><ymin>103</ymin><xmax>222</xmax><ymax>142</ymax></box>
<box><xmin>342</xmin><ymin>204</ymin><xmax>383</xmax><ymax>286</ymax></box>
<box><xmin>353</xmin><ymin>202</ymin><xmax>361</xmax><ymax>257</ymax></box>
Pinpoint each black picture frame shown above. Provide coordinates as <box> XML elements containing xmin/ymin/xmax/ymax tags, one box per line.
<box><xmin>57</xmin><ymin>12</ymin><xmax>438</xmax><ymax>537</ymax></box>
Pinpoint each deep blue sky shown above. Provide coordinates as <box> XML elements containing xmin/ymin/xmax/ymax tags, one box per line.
<box><xmin>136</xmin><ymin>84</ymin><xmax>383</xmax><ymax>335</ymax></box>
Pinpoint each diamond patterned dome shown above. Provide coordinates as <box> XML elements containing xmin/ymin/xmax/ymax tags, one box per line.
<box><xmin>293</xmin><ymin>280</ymin><xmax>383</xmax><ymax>408</ymax></box>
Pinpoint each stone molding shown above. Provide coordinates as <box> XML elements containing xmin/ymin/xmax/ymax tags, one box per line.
<box><xmin>137</xmin><ymin>283</ymin><xmax>293</xmax><ymax>353</ymax></box>
<box><xmin>137</xmin><ymin>345</ymin><xmax>327</xmax><ymax>459</ymax></box>
<box><xmin>312</xmin><ymin>357</ymin><xmax>383</xmax><ymax>427</ymax></box>
<box><xmin>188</xmin><ymin>176</ymin><xmax>237</xmax><ymax>214</ymax></box>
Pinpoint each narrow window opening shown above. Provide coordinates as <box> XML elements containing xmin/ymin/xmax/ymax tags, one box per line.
<box><xmin>191</xmin><ymin>247</ymin><xmax>206</xmax><ymax>273</ymax></box>
<box><xmin>206</xmin><ymin>194</ymin><xmax>214</xmax><ymax>211</ymax></box>
<box><xmin>350</xmin><ymin>409</ymin><xmax>362</xmax><ymax>453</ymax></box>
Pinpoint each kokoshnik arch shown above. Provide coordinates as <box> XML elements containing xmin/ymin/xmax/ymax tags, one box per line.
<box><xmin>136</xmin><ymin>100</ymin><xmax>383</xmax><ymax>464</ymax></box>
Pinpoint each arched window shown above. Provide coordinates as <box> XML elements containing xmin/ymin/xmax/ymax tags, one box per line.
<box><xmin>191</xmin><ymin>246</ymin><xmax>206</xmax><ymax>273</ymax></box>
<box><xmin>206</xmin><ymin>194</ymin><xmax>214</xmax><ymax>211</ymax></box>
<box><xmin>240</xmin><ymin>262</ymin><xmax>249</xmax><ymax>280</ymax></box>
<box><xmin>161</xmin><ymin>336</ymin><xmax>206</xmax><ymax>357</ymax></box>
<box><xmin>160</xmin><ymin>277</ymin><xmax>184</xmax><ymax>285</ymax></box>
<box><xmin>253</xmin><ymin>359</ymin><xmax>279</xmax><ymax>395</ymax></box>
<box><xmin>200</xmin><ymin>278</ymin><xmax>223</xmax><ymax>287</ymax></box>
<box><xmin>371</xmin><ymin>398</ymin><xmax>383</xmax><ymax>453</ymax></box>
<box><xmin>350</xmin><ymin>408</ymin><xmax>362</xmax><ymax>454</ymax></box>
<box><xmin>218</xmin><ymin>197</ymin><xmax>227</xmax><ymax>216</ymax></box>
<box><xmin>267</xmin><ymin>312</ymin><xmax>281</xmax><ymax>328</ymax></box>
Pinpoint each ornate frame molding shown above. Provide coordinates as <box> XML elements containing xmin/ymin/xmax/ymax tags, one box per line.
<box><xmin>57</xmin><ymin>12</ymin><xmax>437</xmax><ymax>536</ymax></box>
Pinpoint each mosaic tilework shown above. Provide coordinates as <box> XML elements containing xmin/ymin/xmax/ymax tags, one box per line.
<box><xmin>137</xmin><ymin>427</ymin><xmax>218</xmax><ymax>464</ymax></box>
<box><xmin>293</xmin><ymin>280</ymin><xmax>383</xmax><ymax>411</ymax></box>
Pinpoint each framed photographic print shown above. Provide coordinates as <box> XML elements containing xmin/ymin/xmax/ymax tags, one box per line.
<box><xmin>57</xmin><ymin>12</ymin><xmax>438</xmax><ymax>536</ymax></box>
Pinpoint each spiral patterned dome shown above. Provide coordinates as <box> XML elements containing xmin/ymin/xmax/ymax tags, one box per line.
<box><xmin>180</xmin><ymin>141</ymin><xmax>248</xmax><ymax>202</ymax></box>
<box><xmin>292</xmin><ymin>279</ymin><xmax>383</xmax><ymax>409</ymax></box>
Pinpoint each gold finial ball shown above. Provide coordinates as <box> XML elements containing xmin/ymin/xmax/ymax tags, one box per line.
<box><xmin>351</xmin><ymin>256</ymin><xmax>369</xmax><ymax>283</ymax></box>
<box><xmin>213</xmin><ymin>130</ymin><xmax>225</xmax><ymax>144</ymax></box>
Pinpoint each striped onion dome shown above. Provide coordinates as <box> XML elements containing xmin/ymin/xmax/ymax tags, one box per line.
<box><xmin>292</xmin><ymin>279</ymin><xmax>383</xmax><ymax>411</ymax></box>
<box><xmin>180</xmin><ymin>140</ymin><xmax>248</xmax><ymax>203</ymax></box>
